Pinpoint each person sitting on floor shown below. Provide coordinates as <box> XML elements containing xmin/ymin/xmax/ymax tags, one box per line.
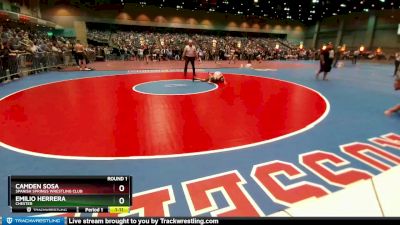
<box><xmin>384</xmin><ymin>104</ymin><xmax>400</xmax><ymax>116</ymax></box>
<box><xmin>245</xmin><ymin>59</ymin><xmax>253</xmax><ymax>68</ymax></box>
<box><xmin>385</xmin><ymin>75</ymin><xmax>400</xmax><ymax>116</ymax></box>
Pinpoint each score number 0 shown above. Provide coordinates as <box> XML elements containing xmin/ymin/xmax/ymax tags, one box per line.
<box><xmin>118</xmin><ymin>184</ymin><xmax>126</xmax><ymax>205</ymax></box>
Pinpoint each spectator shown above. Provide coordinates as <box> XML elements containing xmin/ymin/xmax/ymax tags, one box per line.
<box><xmin>353</xmin><ymin>49</ymin><xmax>360</xmax><ymax>64</ymax></box>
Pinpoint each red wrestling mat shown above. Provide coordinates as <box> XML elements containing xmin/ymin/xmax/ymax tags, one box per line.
<box><xmin>0</xmin><ymin>72</ymin><xmax>328</xmax><ymax>159</ymax></box>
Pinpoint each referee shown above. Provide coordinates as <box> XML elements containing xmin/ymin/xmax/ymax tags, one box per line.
<box><xmin>182</xmin><ymin>40</ymin><xmax>197</xmax><ymax>81</ymax></box>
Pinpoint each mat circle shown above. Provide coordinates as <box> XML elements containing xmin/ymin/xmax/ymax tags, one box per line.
<box><xmin>133</xmin><ymin>79</ymin><xmax>218</xmax><ymax>95</ymax></box>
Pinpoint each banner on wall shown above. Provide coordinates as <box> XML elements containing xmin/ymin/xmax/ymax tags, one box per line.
<box><xmin>64</xmin><ymin>28</ymin><xmax>76</xmax><ymax>37</ymax></box>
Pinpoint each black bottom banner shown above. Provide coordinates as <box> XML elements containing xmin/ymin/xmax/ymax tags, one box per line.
<box><xmin>66</xmin><ymin>217</ymin><xmax>400</xmax><ymax>225</ymax></box>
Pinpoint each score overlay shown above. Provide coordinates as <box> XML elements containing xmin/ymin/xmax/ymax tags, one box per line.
<box><xmin>8</xmin><ymin>176</ymin><xmax>132</xmax><ymax>213</ymax></box>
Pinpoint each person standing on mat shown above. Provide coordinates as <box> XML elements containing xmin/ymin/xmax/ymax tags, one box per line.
<box><xmin>315</xmin><ymin>42</ymin><xmax>334</xmax><ymax>81</ymax></box>
<box><xmin>182</xmin><ymin>40</ymin><xmax>197</xmax><ymax>81</ymax></box>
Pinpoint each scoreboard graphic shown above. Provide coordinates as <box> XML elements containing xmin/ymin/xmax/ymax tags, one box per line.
<box><xmin>8</xmin><ymin>176</ymin><xmax>131</xmax><ymax>213</ymax></box>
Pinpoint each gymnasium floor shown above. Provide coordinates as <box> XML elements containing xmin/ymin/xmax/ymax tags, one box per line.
<box><xmin>0</xmin><ymin>60</ymin><xmax>399</xmax><ymax>217</ymax></box>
